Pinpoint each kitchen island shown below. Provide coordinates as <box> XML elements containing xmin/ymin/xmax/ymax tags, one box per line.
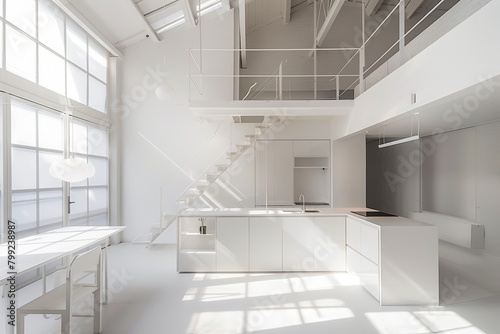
<box><xmin>177</xmin><ymin>208</ymin><xmax>439</xmax><ymax>305</ymax></box>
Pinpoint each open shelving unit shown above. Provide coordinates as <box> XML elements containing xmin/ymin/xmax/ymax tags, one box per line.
<box><xmin>178</xmin><ymin>217</ymin><xmax>217</xmax><ymax>271</ymax></box>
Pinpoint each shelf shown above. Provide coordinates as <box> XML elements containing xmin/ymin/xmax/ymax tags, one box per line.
<box><xmin>179</xmin><ymin>249</ymin><xmax>216</xmax><ymax>254</ymax></box>
<box><xmin>180</xmin><ymin>232</ymin><xmax>215</xmax><ymax>236</ymax></box>
<box><xmin>294</xmin><ymin>166</ymin><xmax>328</xmax><ymax>169</ymax></box>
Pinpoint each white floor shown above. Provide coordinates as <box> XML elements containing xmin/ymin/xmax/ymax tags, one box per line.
<box><xmin>12</xmin><ymin>241</ymin><xmax>500</xmax><ymax>334</ymax></box>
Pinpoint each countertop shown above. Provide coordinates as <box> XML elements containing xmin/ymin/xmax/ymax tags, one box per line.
<box><xmin>179</xmin><ymin>207</ymin><xmax>435</xmax><ymax>228</ymax></box>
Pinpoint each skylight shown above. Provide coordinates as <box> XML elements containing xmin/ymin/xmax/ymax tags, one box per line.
<box><xmin>151</xmin><ymin>0</ymin><xmax>223</xmax><ymax>34</ymax></box>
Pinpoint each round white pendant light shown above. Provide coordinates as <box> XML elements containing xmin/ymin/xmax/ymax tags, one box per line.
<box><xmin>49</xmin><ymin>158</ymin><xmax>95</xmax><ymax>183</ymax></box>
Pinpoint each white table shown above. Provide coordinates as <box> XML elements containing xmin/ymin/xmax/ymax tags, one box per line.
<box><xmin>0</xmin><ymin>225</ymin><xmax>125</xmax><ymax>333</ymax></box>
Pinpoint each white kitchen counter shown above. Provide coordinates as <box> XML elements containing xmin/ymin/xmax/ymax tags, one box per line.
<box><xmin>180</xmin><ymin>207</ymin><xmax>434</xmax><ymax>227</ymax></box>
<box><xmin>177</xmin><ymin>207</ymin><xmax>439</xmax><ymax>306</ymax></box>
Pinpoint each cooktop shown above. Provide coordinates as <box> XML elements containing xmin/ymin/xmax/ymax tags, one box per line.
<box><xmin>350</xmin><ymin>210</ymin><xmax>398</xmax><ymax>217</ymax></box>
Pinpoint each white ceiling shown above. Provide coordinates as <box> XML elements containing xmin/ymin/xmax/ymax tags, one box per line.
<box><xmin>66</xmin><ymin>0</ymin><xmax>455</xmax><ymax>51</ymax></box>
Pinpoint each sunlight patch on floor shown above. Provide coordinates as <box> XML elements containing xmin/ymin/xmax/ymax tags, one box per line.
<box><xmin>366</xmin><ymin>311</ymin><xmax>487</xmax><ymax>334</ymax></box>
<box><xmin>414</xmin><ymin>311</ymin><xmax>486</xmax><ymax>333</ymax></box>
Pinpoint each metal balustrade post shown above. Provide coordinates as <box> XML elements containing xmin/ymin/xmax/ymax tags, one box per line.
<box><xmin>399</xmin><ymin>0</ymin><xmax>405</xmax><ymax>65</ymax></box>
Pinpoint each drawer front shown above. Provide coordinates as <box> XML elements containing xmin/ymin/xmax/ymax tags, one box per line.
<box><xmin>346</xmin><ymin>217</ymin><xmax>379</xmax><ymax>265</ymax></box>
<box><xmin>347</xmin><ymin>247</ymin><xmax>380</xmax><ymax>301</ymax></box>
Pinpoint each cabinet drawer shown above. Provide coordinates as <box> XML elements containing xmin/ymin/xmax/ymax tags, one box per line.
<box><xmin>347</xmin><ymin>247</ymin><xmax>380</xmax><ymax>300</ymax></box>
<box><xmin>346</xmin><ymin>217</ymin><xmax>379</xmax><ymax>265</ymax></box>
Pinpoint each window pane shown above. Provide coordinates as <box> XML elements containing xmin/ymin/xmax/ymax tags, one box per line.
<box><xmin>88</xmin><ymin>157</ymin><xmax>107</xmax><ymax>186</ymax></box>
<box><xmin>67</xmin><ymin>63</ymin><xmax>87</xmax><ymax>104</ymax></box>
<box><xmin>71</xmin><ymin>122</ymin><xmax>88</xmax><ymax>154</ymax></box>
<box><xmin>66</xmin><ymin>20</ymin><xmax>87</xmax><ymax>69</ymax></box>
<box><xmin>0</xmin><ymin>24</ymin><xmax>3</xmax><ymax>68</ymax></box>
<box><xmin>12</xmin><ymin>192</ymin><xmax>37</xmax><ymax>231</ymax></box>
<box><xmin>38</xmin><ymin>0</ymin><xmax>65</xmax><ymax>55</ymax></box>
<box><xmin>88</xmin><ymin>39</ymin><xmax>107</xmax><ymax>82</ymax></box>
<box><xmin>39</xmin><ymin>47</ymin><xmax>65</xmax><ymax>96</ymax></box>
<box><xmin>69</xmin><ymin>188</ymin><xmax>87</xmax><ymax>216</ymax></box>
<box><xmin>69</xmin><ymin>218</ymin><xmax>88</xmax><ymax>226</ymax></box>
<box><xmin>6</xmin><ymin>0</ymin><xmax>36</xmax><ymax>37</ymax></box>
<box><xmin>6</xmin><ymin>25</ymin><xmax>36</xmax><ymax>82</ymax></box>
<box><xmin>89</xmin><ymin>77</ymin><xmax>106</xmax><ymax>113</ymax></box>
<box><xmin>11</xmin><ymin>101</ymin><xmax>36</xmax><ymax>146</ymax></box>
<box><xmin>38</xmin><ymin>110</ymin><xmax>63</xmax><ymax>150</ymax></box>
<box><xmin>89</xmin><ymin>187</ymin><xmax>107</xmax><ymax>212</ymax></box>
<box><xmin>87</xmin><ymin>126</ymin><xmax>107</xmax><ymax>157</ymax></box>
<box><xmin>11</xmin><ymin>147</ymin><xmax>37</xmax><ymax>190</ymax></box>
<box><xmin>39</xmin><ymin>151</ymin><xmax>63</xmax><ymax>188</ymax></box>
<box><xmin>0</xmin><ymin>0</ymin><xmax>3</xmax><ymax>17</ymax></box>
<box><xmin>39</xmin><ymin>190</ymin><xmax>63</xmax><ymax>226</ymax></box>
<box><xmin>88</xmin><ymin>214</ymin><xmax>107</xmax><ymax>226</ymax></box>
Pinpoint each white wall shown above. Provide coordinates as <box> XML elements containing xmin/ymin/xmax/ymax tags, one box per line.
<box><xmin>332</xmin><ymin>133</ymin><xmax>366</xmax><ymax>208</ymax></box>
<box><xmin>367</xmin><ymin>120</ymin><xmax>500</xmax><ymax>256</ymax></box>
<box><xmin>366</xmin><ymin>139</ymin><xmax>420</xmax><ymax>217</ymax></box>
<box><xmin>119</xmin><ymin>11</ymin><xmax>236</xmax><ymax>242</ymax></box>
<box><xmin>341</xmin><ymin>0</ymin><xmax>500</xmax><ymax>138</ymax></box>
<box><xmin>422</xmin><ymin>128</ymin><xmax>476</xmax><ymax>220</ymax></box>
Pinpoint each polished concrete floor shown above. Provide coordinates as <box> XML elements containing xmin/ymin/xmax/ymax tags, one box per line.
<box><xmin>12</xmin><ymin>241</ymin><xmax>500</xmax><ymax>333</ymax></box>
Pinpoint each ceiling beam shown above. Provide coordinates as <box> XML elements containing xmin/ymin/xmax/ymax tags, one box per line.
<box><xmin>364</xmin><ymin>0</ymin><xmax>384</xmax><ymax>16</ymax></box>
<box><xmin>283</xmin><ymin>0</ymin><xmax>291</xmax><ymax>23</ymax></box>
<box><xmin>128</xmin><ymin>0</ymin><xmax>160</xmax><ymax>42</ymax></box>
<box><xmin>405</xmin><ymin>0</ymin><xmax>426</xmax><ymax>19</ymax></box>
<box><xmin>181</xmin><ymin>0</ymin><xmax>197</xmax><ymax>26</ymax></box>
<box><xmin>52</xmin><ymin>0</ymin><xmax>124</xmax><ymax>57</ymax></box>
<box><xmin>238</xmin><ymin>0</ymin><xmax>247</xmax><ymax>69</ymax></box>
<box><xmin>316</xmin><ymin>0</ymin><xmax>346</xmax><ymax>47</ymax></box>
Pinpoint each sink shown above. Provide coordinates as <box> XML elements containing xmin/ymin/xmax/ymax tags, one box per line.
<box><xmin>280</xmin><ymin>209</ymin><xmax>321</xmax><ymax>214</ymax></box>
<box><xmin>280</xmin><ymin>208</ymin><xmax>303</xmax><ymax>213</ymax></box>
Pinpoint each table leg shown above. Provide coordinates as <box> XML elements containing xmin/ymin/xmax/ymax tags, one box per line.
<box><xmin>103</xmin><ymin>240</ymin><xmax>108</xmax><ymax>305</ymax></box>
<box><xmin>2</xmin><ymin>283</ymin><xmax>14</xmax><ymax>334</ymax></box>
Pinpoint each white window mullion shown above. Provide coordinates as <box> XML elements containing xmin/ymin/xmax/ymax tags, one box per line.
<box><xmin>1</xmin><ymin>93</ymin><xmax>12</xmax><ymax>242</ymax></box>
<box><xmin>62</xmin><ymin>113</ymin><xmax>70</xmax><ymax>226</ymax></box>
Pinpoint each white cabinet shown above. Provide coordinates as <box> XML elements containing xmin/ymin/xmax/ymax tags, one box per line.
<box><xmin>313</xmin><ymin>217</ymin><xmax>346</xmax><ymax>271</ymax></box>
<box><xmin>347</xmin><ymin>247</ymin><xmax>379</xmax><ymax>300</ymax></box>
<box><xmin>283</xmin><ymin>217</ymin><xmax>314</xmax><ymax>271</ymax></box>
<box><xmin>255</xmin><ymin>141</ymin><xmax>294</xmax><ymax>206</ymax></box>
<box><xmin>346</xmin><ymin>217</ymin><xmax>379</xmax><ymax>265</ymax></box>
<box><xmin>178</xmin><ymin>217</ymin><xmax>216</xmax><ymax>272</ymax></box>
<box><xmin>249</xmin><ymin>217</ymin><xmax>283</xmax><ymax>271</ymax></box>
<box><xmin>217</xmin><ymin>217</ymin><xmax>249</xmax><ymax>271</ymax></box>
<box><xmin>346</xmin><ymin>216</ymin><xmax>439</xmax><ymax>305</ymax></box>
<box><xmin>293</xmin><ymin>140</ymin><xmax>330</xmax><ymax>157</ymax></box>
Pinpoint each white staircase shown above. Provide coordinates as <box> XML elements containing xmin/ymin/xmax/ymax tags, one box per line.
<box><xmin>142</xmin><ymin>116</ymin><xmax>284</xmax><ymax>246</ymax></box>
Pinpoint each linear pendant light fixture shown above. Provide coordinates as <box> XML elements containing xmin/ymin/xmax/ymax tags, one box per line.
<box><xmin>378</xmin><ymin>135</ymin><xmax>419</xmax><ymax>148</ymax></box>
<box><xmin>378</xmin><ymin>93</ymin><xmax>419</xmax><ymax>148</ymax></box>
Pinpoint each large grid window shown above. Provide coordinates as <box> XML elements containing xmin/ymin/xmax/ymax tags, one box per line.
<box><xmin>0</xmin><ymin>0</ymin><xmax>108</xmax><ymax>113</ymax></box>
<box><xmin>69</xmin><ymin>120</ymin><xmax>109</xmax><ymax>226</ymax></box>
<box><xmin>7</xmin><ymin>99</ymin><xmax>110</xmax><ymax>239</ymax></box>
<box><xmin>10</xmin><ymin>100</ymin><xmax>64</xmax><ymax>238</ymax></box>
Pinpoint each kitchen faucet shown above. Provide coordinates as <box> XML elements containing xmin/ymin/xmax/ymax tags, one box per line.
<box><xmin>299</xmin><ymin>194</ymin><xmax>305</xmax><ymax>212</ymax></box>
